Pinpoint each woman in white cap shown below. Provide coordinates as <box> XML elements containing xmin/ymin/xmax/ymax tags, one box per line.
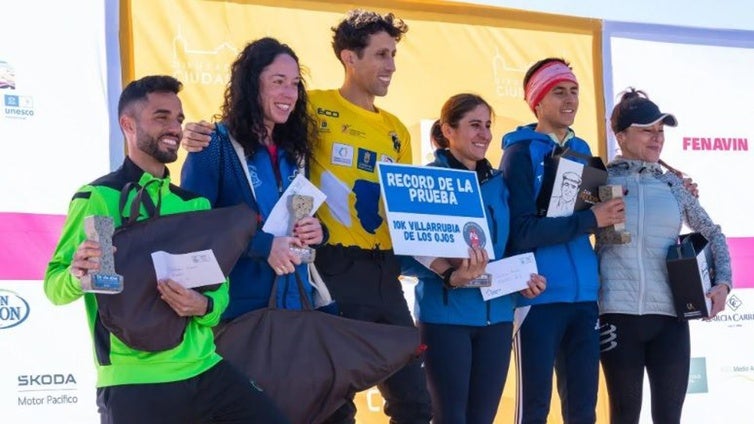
<box><xmin>597</xmin><ymin>88</ymin><xmax>732</xmax><ymax>424</ymax></box>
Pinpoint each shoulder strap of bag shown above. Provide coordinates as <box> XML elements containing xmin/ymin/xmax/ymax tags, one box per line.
<box><xmin>118</xmin><ymin>181</ymin><xmax>159</xmax><ymax>225</ymax></box>
<box><xmin>556</xmin><ymin>146</ymin><xmax>592</xmax><ymax>162</ymax></box>
<box><xmin>119</xmin><ymin>181</ymin><xmax>160</xmax><ymax>226</ymax></box>
<box><xmin>218</xmin><ymin>122</ymin><xmax>262</xmax><ymax>215</ymax></box>
<box><xmin>308</xmin><ymin>263</ymin><xmax>333</xmax><ymax>307</ymax></box>
<box><xmin>268</xmin><ymin>272</ymin><xmax>314</xmax><ymax>311</ymax></box>
<box><xmin>658</xmin><ymin>159</ymin><xmax>687</xmax><ymax>179</ymax></box>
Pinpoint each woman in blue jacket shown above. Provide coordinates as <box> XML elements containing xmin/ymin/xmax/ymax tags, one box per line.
<box><xmin>181</xmin><ymin>38</ymin><xmax>324</xmax><ymax>320</ymax></box>
<box><xmin>403</xmin><ymin>93</ymin><xmax>546</xmax><ymax>424</ymax></box>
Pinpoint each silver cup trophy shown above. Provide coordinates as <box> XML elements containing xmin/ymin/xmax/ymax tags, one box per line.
<box><xmin>81</xmin><ymin>215</ymin><xmax>124</xmax><ymax>293</ymax></box>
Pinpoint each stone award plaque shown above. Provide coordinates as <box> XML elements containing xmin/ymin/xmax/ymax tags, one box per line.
<box><xmin>289</xmin><ymin>194</ymin><xmax>315</xmax><ymax>263</ymax></box>
<box><xmin>81</xmin><ymin>215</ymin><xmax>124</xmax><ymax>293</ymax></box>
<box><xmin>597</xmin><ymin>185</ymin><xmax>631</xmax><ymax>244</ymax></box>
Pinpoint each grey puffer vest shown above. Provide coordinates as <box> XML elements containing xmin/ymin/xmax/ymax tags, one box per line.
<box><xmin>597</xmin><ymin>159</ymin><xmax>684</xmax><ymax>316</ymax></box>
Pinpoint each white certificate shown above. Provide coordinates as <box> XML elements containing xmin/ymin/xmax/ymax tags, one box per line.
<box><xmin>261</xmin><ymin>174</ymin><xmax>327</xmax><ymax>236</ymax></box>
<box><xmin>150</xmin><ymin>249</ymin><xmax>225</xmax><ymax>289</ymax></box>
<box><xmin>480</xmin><ymin>252</ymin><xmax>538</xmax><ymax>301</ymax></box>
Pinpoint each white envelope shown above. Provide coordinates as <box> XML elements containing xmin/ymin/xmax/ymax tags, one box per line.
<box><xmin>150</xmin><ymin>249</ymin><xmax>225</xmax><ymax>289</ymax></box>
<box><xmin>480</xmin><ymin>252</ymin><xmax>538</xmax><ymax>301</ymax></box>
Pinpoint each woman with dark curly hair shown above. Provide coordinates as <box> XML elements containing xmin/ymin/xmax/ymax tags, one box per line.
<box><xmin>181</xmin><ymin>37</ymin><xmax>324</xmax><ymax>320</ymax></box>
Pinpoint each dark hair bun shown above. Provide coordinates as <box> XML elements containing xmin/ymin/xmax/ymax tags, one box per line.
<box><xmin>618</xmin><ymin>87</ymin><xmax>648</xmax><ymax>102</ymax></box>
<box><xmin>430</xmin><ymin>119</ymin><xmax>450</xmax><ymax>149</ymax></box>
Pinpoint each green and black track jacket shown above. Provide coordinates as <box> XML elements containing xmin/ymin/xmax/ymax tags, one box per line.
<box><xmin>44</xmin><ymin>157</ymin><xmax>229</xmax><ymax>388</ymax></box>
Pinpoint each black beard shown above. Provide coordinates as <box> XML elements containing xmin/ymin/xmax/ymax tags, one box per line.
<box><xmin>137</xmin><ymin>134</ymin><xmax>177</xmax><ymax>164</ymax></box>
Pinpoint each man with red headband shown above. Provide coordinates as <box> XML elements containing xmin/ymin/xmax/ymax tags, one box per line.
<box><xmin>499</xmin><ymin>58</ymin><xmax>625</xmax><ymax>424</ymax></box>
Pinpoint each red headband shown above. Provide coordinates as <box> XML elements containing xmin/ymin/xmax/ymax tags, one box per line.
<box><xmin>524</xmin><ymin>62</ymin><xmax>578</xmax><ymax>113</ymax></box>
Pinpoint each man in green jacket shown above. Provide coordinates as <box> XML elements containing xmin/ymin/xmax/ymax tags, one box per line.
<box><xmin>44</xmin><ymin>75</ymin><xmax>288</xmax><ymax>424</ymax></box>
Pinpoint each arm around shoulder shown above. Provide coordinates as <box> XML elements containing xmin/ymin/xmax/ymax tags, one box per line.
<box><xmin>180</xmin><ymin>132</ymin><xmax>224</xmax><ymax>205</ymax></box>
<box><xmin>673</xmin><ymin>176</ymin><xmax>733</xmax><ymax>286</ymax></box>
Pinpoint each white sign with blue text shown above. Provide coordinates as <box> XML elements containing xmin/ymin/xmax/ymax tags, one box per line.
<box><xmin>377</xmin><ymin>163</ymin><xmax>494</xmax><ymax>259</ymax></box>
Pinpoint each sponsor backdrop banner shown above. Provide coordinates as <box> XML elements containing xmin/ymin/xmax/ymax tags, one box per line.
<box><xmin>0</xmin><ymin>0</ymin><xmax>119</xmax><ymax>423</ymax></box>
<box><xmin>124</xmin><ymin>1</ymin><xmax>604</xmax><ymax>422</ymax></box>
<box><xmin>604</xmin><ymin>21</ymin><xmax>754</xmax><ymax>423</ymax></box>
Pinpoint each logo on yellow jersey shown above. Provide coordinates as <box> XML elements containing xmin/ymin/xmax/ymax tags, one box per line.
<box><xmin>331</xmin><ymin>143</ymin><xmax>354</xmax><ymax>167</ymax></box>
<box><xmin>317</xmin><ymin>107</ymin><xmax>340</xmax><ymax>117</ymax></box>
<box><xmin>390</xmin><ymin>132</ymin><xmax>402</xmax><ymax>153</ymax></box>
<box><xmin>357</xmin><ymin>148</ymin><xmax>377</xmax><ymax>172</ymax></box>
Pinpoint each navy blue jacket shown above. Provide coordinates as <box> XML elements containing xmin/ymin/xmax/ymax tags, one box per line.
<box><xmin>181</xmin><ymin>124</ymin><xmax>314</xmax><ymax>320</ymax></box>
<box><xmin>403</xmin><ymin>149</ymin><xmax>516</xmax><ymax>325</ymax></box>
<box><xmin>500</xmin><ymin>124</ymin><xmax>599</xmax><ymax>305</ymax></box>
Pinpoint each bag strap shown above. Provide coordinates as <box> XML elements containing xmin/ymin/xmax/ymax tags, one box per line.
<box><xmin>268</xmin><ymin>271</ymin><xmax>314</xmax><ymax>311</ymax></box>
<box><xmin>555</xmin><ymin>146</ymin><xmax>592</xmax><ymax>162</ymax></box>
<box><xmin>223</xmin><ymin>126</ymin><xmax>262</xmax><ymax>215</ymax></box>
<box><xmin>659</xmin><ymin>159</ymin><xmax>687</xmax><ymax>179</ymax></box>
<box><xmin>119</xmin><ymin>181</ymin><xmax>159</xmax><ymax>226</ymax></box>
<box><xmin>308</xmin><ymin>263</ymin><xmax>333</xmax><ymax>306</ymax></box>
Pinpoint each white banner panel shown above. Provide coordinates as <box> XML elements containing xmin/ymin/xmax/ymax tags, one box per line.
<box><xmin>0</xmin><ymin>0</ymin><xmax>115</xmax><ymax>215</ymax></box>
<box><xmin>607</xmin><ymin>36</ymin><xmax>754</xmax><ymax>238</ymax></box>
<box><xmin>0</xmin><ymin>282</ymin><xmax>98</xmax><ymax>424</ymax></box>
<box><xmin>604</xmin><ymin>22</ymin><xmax>754</xmax><ymax>287</ymax></box>
<box><xmin>685</xmin><ymin>289</ymin><xmax>754</xmax><ymax>421</ymax></box>
<box><xmin>1</xmin><ymin>1</ymin><xmax>120</xmax><ymax>422</ymax></box>
<box><xmin>604</xmin><ymin>22</ymin><xmax>754</xmax><ymax>423</ymax></box>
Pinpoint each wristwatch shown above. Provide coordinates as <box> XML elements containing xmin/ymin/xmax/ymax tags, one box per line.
<box><xmin>442</xmin><ymin>267</ymin><xmax>457</xmax><ymax>290</ymax></box>
<box><xmin>203</xmin><ymin>295</ymin><xmax>214</xmax><ymax>316</ymax></box>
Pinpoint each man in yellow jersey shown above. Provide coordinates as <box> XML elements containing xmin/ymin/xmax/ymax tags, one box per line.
<box><xmin>307</xmin><ymin>10</ymin><xmax>431</xmax><ymax>424</ymax></box>
<box><xmin>181</xmin><ymin>10</ymin><xmax>431</xmax><ymax>424</ymax></box>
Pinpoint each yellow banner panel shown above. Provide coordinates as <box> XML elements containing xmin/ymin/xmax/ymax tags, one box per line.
<box><xmin>124</xmin><ymin>0</ymin><xmax>603</xmax><ymax>176</ymax></box>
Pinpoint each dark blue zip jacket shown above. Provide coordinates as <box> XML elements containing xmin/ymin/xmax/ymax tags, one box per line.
<box><xmin>181</xmin><ymin>123</ymin><xmax>314</xmax><ymax>320</ymax></box>
<box><xmin>500</xmin><ymin>124</ymin><xmax>599</xmax><ymax>305</ymax></box>
<box><xmin>402</xmin><ymin>149</ymin><xmax>517</xmax><ymax>325</ymax></box>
